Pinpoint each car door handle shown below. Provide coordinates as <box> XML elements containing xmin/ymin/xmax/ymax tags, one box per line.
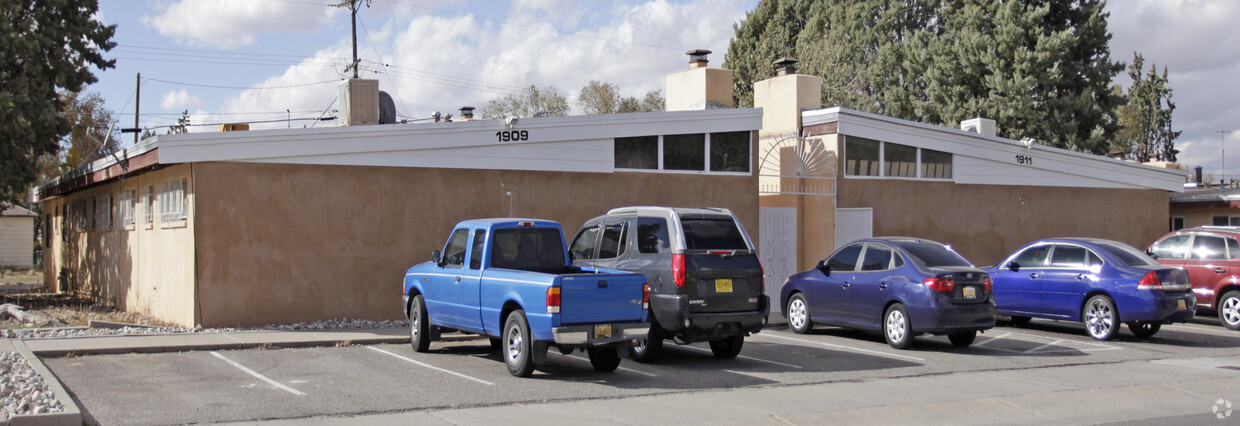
<box><xmin>1215</xmin><ymin>268</ymin><xmax>1226</xmax><ymax>274</ymax></box>
<box><xmin>1075</xmin><ymin>274</ymin><xmax>1086</xmax><ymax>281</ymax></box>
<box><xmin>455</xmin><ymin>276</ymin><xmax>461</xmax><ymax>283</ymax></box>
<box><xmin>878</xmin><ymin>282</ymin><xmax>888</xmax><ymax>289</ymax></box>
<box><xmin>842</xmin><ymin>282</ymin><xmax>851</xmax><ymax>289</ymax></box>
<box><xmin>1028</xmin><ymin>273</ymin><xmax>1040</xmax><ymax>279</ymax></box>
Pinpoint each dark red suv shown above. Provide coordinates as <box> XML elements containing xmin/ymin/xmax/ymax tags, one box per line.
<box><xmin>1148</xmin><ymin>226</ymin><xmax>1240</xmax><ymax>330</ymax></box>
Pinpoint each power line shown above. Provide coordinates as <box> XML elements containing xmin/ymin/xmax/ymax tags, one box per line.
<box><xmin>144</xmin><ymin>77</ymin><xmax>341</xmax><ymax>90</ymax></box>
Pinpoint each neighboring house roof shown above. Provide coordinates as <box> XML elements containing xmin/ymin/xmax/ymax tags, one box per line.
<box><xmin>1170</xmin><ymin>187</ymin><xmax>1240</xmax><ymax>206</ymax></box>
<box><xmin>0</xmin><ymin>205</ymin><xmax>36</xmax><ymax>217</ymax></box>
<box><xmin>802</xmin><ymin>107</ymin><xmax>1187</xmax><ymax>193</ymax></box>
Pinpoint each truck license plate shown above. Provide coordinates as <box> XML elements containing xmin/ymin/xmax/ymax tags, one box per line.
<box><xmin>963</xmin><ymin>286</ymin><xmax>977</xmax><ymax>299</ymax></box>
<box><xmin>1177</xmin><ymin>299</ymin><xmax>1186</xmax><ymax>310</ymax></box>
<box><xmin>593</xmin><ymin>324</ymin><xmax>612</xmax><ymax>339</ymax></box>
<box><xmin>715</xmin><ymin>278</ymin><xmax>733</xmax><ymax>293</ymax></box>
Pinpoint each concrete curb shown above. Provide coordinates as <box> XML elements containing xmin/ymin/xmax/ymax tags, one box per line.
<box><xmin>26</xmin><ymin>336</ymin><xmax>413</xmax><ymax>358</ymax></box>
<box><xmin>7</xmin><ymin>340</ymin><xmax>81</xmax><ymax>426</ymax></box>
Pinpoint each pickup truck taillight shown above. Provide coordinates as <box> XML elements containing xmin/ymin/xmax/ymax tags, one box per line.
<box><xmin>672</xmin><ymin>254</ymin><xmax>686</xmax><ymax>287</ymax></box>
<box><xmin>547</xmin><ymin>286</ymin><xmax>561</xmax><ymax>314</ymax></box>
<box><xmin>642</xmin><ymin>284</ymin><xmax>649</xmax><ymax>310</ymax></box>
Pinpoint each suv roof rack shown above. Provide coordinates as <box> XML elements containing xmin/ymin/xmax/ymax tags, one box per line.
<box><xmin>1190</xmin><ymin>226</ymin><xmax>1240</xmax><ymax>232</ymax></box>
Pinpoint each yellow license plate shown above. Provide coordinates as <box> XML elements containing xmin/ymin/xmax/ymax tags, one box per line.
<box><xmin>963</xmin><ymin>286</ymin><xmax>977</xmax><ymax>299</ymax></box>
<box><xmin>1177</xmin><ymin>299</ymin><xmax>1186</xmax><ymax>310</ymax></box>
<box><xmin>715</xmin><ymin>278</ymin><xmax>733</xmax><ymax>293</ymax></box>
<box><xmin>593</xmin><ymin>324</ymin><xmax>612</xmax><ymax>339</ymax></box>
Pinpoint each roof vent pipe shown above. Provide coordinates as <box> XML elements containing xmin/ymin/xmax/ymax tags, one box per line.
<box><xmin>687</xmin><ymin>49</ymin><xmax>711</xmax><ymax>69</ymax></box>
<box><xmin>774</xmin><ymin>57</ymin><xmax>798</xmax><ymax>76</ymax></box>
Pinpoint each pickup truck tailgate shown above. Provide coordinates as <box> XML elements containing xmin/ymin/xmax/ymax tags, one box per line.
<box><xmin>557</xmin><ymin>271</ymin><xmax>646</xmax><ymax>325</ymax></box>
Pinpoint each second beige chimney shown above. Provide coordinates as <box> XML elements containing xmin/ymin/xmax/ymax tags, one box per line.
<box><xmin>665</xmin><ymin>49</ymin><xmax>734</xmax><ymax>111</ymax></box>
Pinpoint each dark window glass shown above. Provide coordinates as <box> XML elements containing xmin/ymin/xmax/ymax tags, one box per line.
<box><xmin>828</xmin><ymin>244</ymin><xmax>863</xmax><ymax>272</ymax></box>
<box><xmin>921</xmin><ymin>148</ymin><xmax>952</xmax><ymax>179</ymax></box>
<box><xmin>664</xmin><ymin>133</ymin><xmax>705</xmax><ymax>171</ymax></box>
<box><xmin>1228</xmin><ymin>237</ymin><xmax>1240</xmax><ymax>260</ymax></box>
<box><xmin>709</xmin><ymin>131</ymin><xmax>750</xmax><ymax>172</ymax></box>
<box><xmin>1012</xmin><ymin>246</ymin><xmax>1050</xmax><ymax>267</ymax></box>
<box><xmin>1192</xmin><ymin>236</ymin><xmax>1227</xmax><ymax>260</ymax></box>
<box><xmin>845</xmin><ymin>136</ymin><xmax>880</xmax><ymax>176</ymax></box>
<box><xmin>615</xmin><ymin>136</ymin><xmax>658</xmax><ymax>169</ymax></box>
<box><xmin>636</xmin><ymin>217</ymin><xmax>670</xmax><ymax>254</ymax></box>
<box><xmin>680</xmin><ymin>218</ymin><xmax>748</xmax><ymax>250</ymax></box>
<box><xmin>884</xmin><ymin>143</ymin><xmax>916</xmax><ymax>177</ymax></box>
<box><xmin>569</xmin><ymin>225</ymin><xmax>600</xmax><ymax>260</ymax></box>
<box><xmin>442</xmin><ymin>228</ymin><xmax>470</xmax><ymax>268</ymax></box>
<box><xmin>491</xmin><ymin>228</ymin><xmax>566</xmax><ymax>273</ymax></box>
<box><xmin>901</xmin><ymin>243</ymin><xmax>973</xmax><ymax>267</ymax></box>
<box><xmin>1050</xmin><ymin>245</ymin><xmax>1087</xmax><ymax>268</ymax></box>
<box><xmin>1170</xmin><ymin>217</ymin><xmax>1184</xmax><ymax>231</ymax></box>
<box><xmin>861</xmin><ymin>245</ymin><xmax>893</xmax><ymax>271</ymax></box>
<box><xmin>469</xmin><ymin>230</ymin><xmax>487</xmax><ymax>269</ymax></box>
<box><xmin>1213</xmin><ymin>216</ymin><xmax>1229</xmax><ymax>226</ymax></box>
<box><xmin>1150</xmin><ymin>235</ymin><xmax>1190</xmax><ymax>260</ymax></box>
<box><xmin>599</xmin><ymin>223</ymin><xmax>625</xmax><ymax>259</ymax></box>
<box><xmin>1096</xmin><ymin>242</ymin><xmax>1158</xmax><ymax>267</ymax></box>
<box><xmin>1088</xmin><ymin>251</ymin><xmax>1104</xmax><ymax>268</ymax></box>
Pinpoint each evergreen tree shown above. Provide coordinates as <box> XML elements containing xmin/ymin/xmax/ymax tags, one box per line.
<box><xmin>168</xmin><ymin>110</ymin><xmax>191</xmax><ymax>135</ymax></box>
<box><xmin>724</xmin><ymin>0</ymin><xmax>816</xmax><ymax>108</ymax></box>
<box><xmin>1112</xmin><ymin>53</ymin><xmax>1180</xmax><ymax>162</ymax></box>
<box><xmin>0</xmin><ymin>0</ymin><xmax>116</xmax><ymax>204</ymax></box>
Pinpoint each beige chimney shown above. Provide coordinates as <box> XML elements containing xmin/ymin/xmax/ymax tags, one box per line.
<box><xmin>665</xmin><ymin>49</ymin><xmax>734</xmax><ymax>111</ymax></box>
<box><xmin>459</xmin><ymin>106</ymin><xmax>476</xmax><ymax>121</ymax></box>
<box><xmin>753</xmin><ymin>57</ymin><xmax>822</xmax><ymax>135</ymax></box>
<box><xmin>339</xmin><ymin>78</ymin><xmax>380</xmax><ymax>126</ymax></box>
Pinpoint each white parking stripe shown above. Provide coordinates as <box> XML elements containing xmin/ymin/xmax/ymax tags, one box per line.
<box><xmin>1175</xmin><ymin>324</ymin><xmax>1240</xmax><ymax>336</ymax></box>
<box><xmin>971</xmin><ymin>332</ymin><xmax>1013</xmax><ymax>348</ymax></box>
<box><xmin>675</xmin><ymin>345</ymin><xmax>803</xmax><ymax>369</ymax></box>
<box><xmin>1026</xmin><ymin>339</ymin><xmax>1067</xmax><ymax>353</ymax></box>
<box><xmin>210</xmin><ymin>351</ymin><xmax>306</xmax><ymax>396</ymax></box>
<box><xmin>367</xmin><ymin>347</ymin><xmax>495</xmax><ymax>385</ymax></box>
<box><xmin>755</xmin><ymin>333</ymin><xmax>925</xmax><ymax>362</ymax></box>
<box><xmin>561</xmin><ymin>353</ymin><xmax>659</xmax><ymax>377</ymax></box>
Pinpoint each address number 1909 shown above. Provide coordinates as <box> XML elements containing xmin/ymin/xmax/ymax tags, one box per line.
<box><xmin>496</xmin><ymin>130</ymin><xmax>529</xmax><ymax>142</ymax></box>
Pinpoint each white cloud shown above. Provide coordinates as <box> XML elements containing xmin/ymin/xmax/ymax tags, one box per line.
<box><xmin>161</xmin><ymin>89</ymin><xmax>203</xmax><ymax>110</ymax></box>
<box><xmin>143</xmin><ymin>0</ymin><xmax>338</xmax><ymax>49</ymax></box>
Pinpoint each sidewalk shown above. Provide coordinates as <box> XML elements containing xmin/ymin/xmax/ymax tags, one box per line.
<box><xmin>18</xmin><ymin>327</ymin><xmax>411</xmax><ymax>357</ymax></box>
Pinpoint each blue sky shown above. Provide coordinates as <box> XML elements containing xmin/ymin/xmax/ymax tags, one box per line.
<box><xmin>88</xmin><ymin>0</ymin><xmax>1240</xmax><ymax>180</ymax></box>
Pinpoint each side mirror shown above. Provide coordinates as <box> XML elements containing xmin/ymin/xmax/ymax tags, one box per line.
<box><xmin>432</xmin><ymin>250</ymin><xmax>443</xmax><ymax>265</ymax></box>
<box><xmin>1145</xmin><ymin>249</ymin><xmax>1158</xmax><ymax>259</ymax></box>
<box><xmin>1007</xmin><ymin>261</ymin><xmax>1020</xmax><ymax>272</ymax></box>
<box><xmin>816</xmin><ymin>260</ymin><xmax>830</xmax><ymax>276</ymax></box>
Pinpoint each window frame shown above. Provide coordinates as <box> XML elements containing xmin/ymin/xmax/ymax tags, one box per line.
<box><xmin>843</xmin><ymin>135</ymin><xmax>953</xmax><ymax>181</ymax></box>
<box><xmin>614</xmin><ymin>132</ymin><xmax>752</xmax><ymax>176</ymax></box>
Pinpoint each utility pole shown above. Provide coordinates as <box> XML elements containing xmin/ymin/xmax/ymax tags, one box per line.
<box><xmin>134</xmin><ymin>73</ymin><xmax>141</xmax><ymax>145</ymax></box>
<box><xmin>1222</xmin><ymin>130</ymin><xmax>1232</xmax><ymax>186</ymax></box>
<box><xmin>335</xmin><ymin>0</ymin><xmax>369</xmax><ymax>79</ymax></box>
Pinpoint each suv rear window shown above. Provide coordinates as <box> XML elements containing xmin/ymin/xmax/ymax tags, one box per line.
<box><xmin>680</xmin><ymin>218</ymin><xmax>748</xmax><ymax>250</ymax></box>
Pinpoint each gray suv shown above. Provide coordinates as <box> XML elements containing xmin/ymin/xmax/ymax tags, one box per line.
<box><xmin>569</xmin><ymin>206</ymin><xmax>769</xmax><ymax>362</ymax></box>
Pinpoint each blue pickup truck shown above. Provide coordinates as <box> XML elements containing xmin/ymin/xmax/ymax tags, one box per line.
<box><xmin>402</xmin><ymin>219</ymin><xmax>650</xmax><ymax>377</ymax></box>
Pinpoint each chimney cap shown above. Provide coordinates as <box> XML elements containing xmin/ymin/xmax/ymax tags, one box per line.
<box><xmin>774</xmin><ymin>57</ymin><xmax>798</xmax><ymax>76</ymax></box>
<box><xmin>687</xmin><ymin>49</ymin><xmax>712</xmax><ymax>66</ymax></box>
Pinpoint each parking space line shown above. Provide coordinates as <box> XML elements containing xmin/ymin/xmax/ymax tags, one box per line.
<box><xmin>972</xmin><ymin>332</ymin><xmax>1013</xmax><ymax>348</ymax></box>
<box><xmin>210</xmin><ymin>351</ymin><xmax>306</xmax><ymax>396</ymax></box>
<box><xmin>367</xmin><ymin>347</ymin><xmax>495</xmax><ymax>385</ymax></box>
<box><xmin>675</xmin><ymin>345</ymin><xmax>803</xmax><ymax>369</ymax></box>
<box><xmin>1025</xmin><ymin>339</ymin><xmax>1067</xmax><ymax>353</ymax></box>
<box><xmin>1175</xmin><ymin>324</ymin><xmax>1240</xmax><ymax>337</ymax></box>
<box><xmin>755</xmin><ymin>333</ymin><xmax>925</xmax><ymax>362</ymax></box>
<box><xmin>561</xmin><ymin>353</ymin><xmax>659</xmax><ymax>377</ymax></box>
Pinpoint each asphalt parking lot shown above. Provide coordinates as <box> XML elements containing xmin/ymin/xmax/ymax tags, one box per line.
<box><xmin>43</xmin><ymin>317</ymin><xmax>1240</xmax><ymax>425</ymax></box>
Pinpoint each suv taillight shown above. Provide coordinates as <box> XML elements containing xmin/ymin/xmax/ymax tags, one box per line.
<box><xmin>546</xmin><ymin>286</ymin><xmax>561</xmax><ymax>313</ymax></box>
<box><xmin>672</xmin><ymin>254</ymin><xmax>686</xmax><ymax>287</ymax></box>
<box><xmin>642</xmin><ymin>284</ymin><xmax>649</xmax><ymax>310</ymax></box>
<box><xmin>759</xmin><ymin>262</ymin><xmax>766</xmax><ymax>293</ymax></box>
<box><xmin>1137</xmin><ymin>271</ymin><xmax>1162</xmax><ymax>290</ymax></box>
<box><xmin>924</xmin><ymin>277</ymin><xmax>955</xmax><ymax>292</ymax></box>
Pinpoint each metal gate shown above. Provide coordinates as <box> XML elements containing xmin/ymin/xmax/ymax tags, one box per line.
<box><xmin>835</xmin><ymin>207</ymin><xmax>873</xmax><ymax>247</ymax></box>
<box><xmin>759</xmin><ymin>207</ymin><xmax>796</xmax><ymax>314</ymax></box>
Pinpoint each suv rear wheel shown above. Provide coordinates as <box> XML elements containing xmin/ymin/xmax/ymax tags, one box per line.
<box><xmin>1220</xmin><ymin>291</ymin><xmax>1240</xmax><ymax>331</ymax></box>
<box><xmin>628</xmin><ymin>317</ymin><xmax>664</xmax><ymax>363</ymax></box>
<box><xmin>708</xmin><ymin>335</ymin><xmax>744</xmax><ymax>359</ymax></box>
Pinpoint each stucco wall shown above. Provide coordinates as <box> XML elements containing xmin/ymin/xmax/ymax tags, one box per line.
<box><xmin>837</xmin><ymin>178</ymin><xmax>1170</xmax><ymax>267</ymax></box>
<box><xmin>41</xmin><ymin>164</ymin><xmax>197</xmax><ymax>326</ymax></box>
<box><xmin>191</xmin><ymin>161</ymin><xmax>759</xmax><ymax>327</ymax></box>
<box><xmin>1169</xmin><ymin>203</ymin><xmax>1240</xmax><ymax>229</ymax></box>
<box><xmin>0</xmin><ymin>216</ymin><xmax>34</xmax><ymax>267</ymax></box>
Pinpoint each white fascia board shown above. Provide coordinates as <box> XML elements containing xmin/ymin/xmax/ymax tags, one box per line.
<box><xmin>155</xmin><ymin>109</ymin><xmax>763</xmax><ymax>169</ymax></box>
<box><xmin>803</xmin><ymin>107</ymin><xmax>1185</xmax><ymax>192</ymax></box>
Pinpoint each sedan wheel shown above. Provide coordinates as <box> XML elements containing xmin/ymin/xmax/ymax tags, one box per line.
<box><xmin>786</xmin><ymin>293</ymin><xmax>811</xmax><ymax>334</ymax></box>
<box><xmin>1219</xmin><ymin>291</ymin><xmax>1240</xmax><ymax>331</ymax></box>
<box><xmin>1083</xmin><ymin>295</ymin><xmax>1119</xmax><ymax>341</ymax></box>
<box><xmin>884</xmin><ymin>304</ymin><xmax>913</xmax><ymax>349</ymax></box>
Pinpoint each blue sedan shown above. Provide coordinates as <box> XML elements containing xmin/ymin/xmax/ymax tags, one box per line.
<box><xmin>990</xmin><ymin>238</ymin><xmax>1196</xmax><ymax>340</ymax></box>
<box><xmin>781</xmin><ymin>237</ymin><xmax>996</xmax><ymax>349</ymax></box>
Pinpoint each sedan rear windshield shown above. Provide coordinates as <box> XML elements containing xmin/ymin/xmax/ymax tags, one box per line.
<box><xmin>1096</xmin><ymin>242</ymin><xmax>1159</xmax><ymax>267</ymax></box>
<box><xmin>900</xmin><ymin>243</ymin><xmax>973</xmax><ymax>267</ymax></box>
<box><xmin>681</xmin><ymin>218</ymin><xmax>748</xmax><ymax>250</ymax></box>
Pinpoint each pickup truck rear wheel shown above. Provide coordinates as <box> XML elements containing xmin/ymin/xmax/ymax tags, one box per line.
<box><xmin>503</xmin><ymin>310</ymin><xmax>537</xmax><ymax>377</ymax></box>
<box><xmin>409</xmin><ymin>295</ymin><xmax>431</xmax><ymax>352</ymax></box>
<box><xmin>708</xmin><ymin>335</ymin><xmax>744</xmax><ymax>359</ymax></box>
<box><xmin>587</xmin><ymin>347</ymin><xmax>622</xmax><ymax>372</ymax></box>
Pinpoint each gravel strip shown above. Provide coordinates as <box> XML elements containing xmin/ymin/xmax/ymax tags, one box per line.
<box><xmin>0</xmin><ymin>352</ymin><xmax>63</xmax><ymax>420</ymax></box>
<box><xmin>0</xmin><ymin>317</ymin><xmax>411</xmax><ymax>420</ymax></box>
